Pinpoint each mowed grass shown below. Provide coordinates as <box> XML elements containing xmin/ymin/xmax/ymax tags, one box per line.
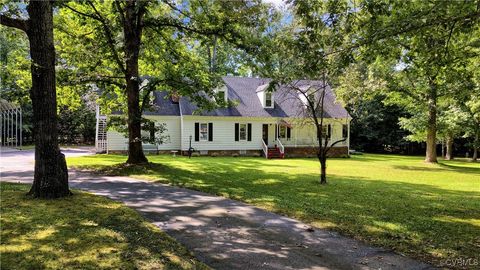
<box><xmin>0</xmin><ymin>182</ymin><xmax>208</xmax><ymax>270</ymax></box>
<box><xmin>67</xmin><ymin>154</ymin><xmax>480</xmax><ymax>267</ymax></box>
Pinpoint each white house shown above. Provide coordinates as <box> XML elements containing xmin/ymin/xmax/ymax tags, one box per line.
<box><xmin>95</xmin><ymin>76</ymin><xmax>351</xmax><ymax>158</ymax></box>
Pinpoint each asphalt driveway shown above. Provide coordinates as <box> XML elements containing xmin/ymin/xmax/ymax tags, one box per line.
<box><xmin>0</xmin><ymin>148</ymin><xmax>435</xmax><ymax>270</ymax></box>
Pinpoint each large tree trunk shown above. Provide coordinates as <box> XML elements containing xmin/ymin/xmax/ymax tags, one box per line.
<box><xmin>26</xmin><ymin>2</ymin><xmax>70</xmax><ymax>198</ymax></box>
<box><xmin>425</xmin><ymin>85</ymin><xmax>438</xmax><ymax>163</ymax></box>
<box><xmin>441</xmin><ymin>140</ymin><xmax>445</xmax><ymax>158</ymax></box>
<box><xmin>319</xmin><ymin>156</ymin><xmax>327</xmax><ymax>184</ymax></box>
<box><xmin>445</xmin><ymin>135</ymin><xmax>454</xmax><ymax>160</ymax></box>
<box><xmin>123</xmin><ymin>1</ymin><xmax>147</xmax><ymax>164</ymax></box>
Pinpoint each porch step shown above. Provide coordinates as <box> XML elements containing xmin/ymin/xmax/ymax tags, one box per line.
<box><xmin>267</xmin><ymin>148</ymin><xmax>284</xmax><ymax>159</ymax></box>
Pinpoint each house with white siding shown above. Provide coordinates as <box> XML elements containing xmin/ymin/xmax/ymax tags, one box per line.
<box><xmin>95</xmin><ymin>76</ymin><xmax>351</xmax><ymax>158</ymax></box>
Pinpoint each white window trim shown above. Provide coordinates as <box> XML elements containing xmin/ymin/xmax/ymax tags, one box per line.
<box><xmin>264</xmin><ymin>92</ymin><xmax>273</xmax><ymax>108</ymax></box>
<box><xmin>239</xmin><ymin>123</ymin><xmax>248</xmax><ymax>141</ymax></box>
<box><xmin>279</xmin><ymin>125</ymin><xmax>287</xmax><ymax>139</ymax></box>
<box><xmin>199</xmin><ymin>122</ymin><xmax>209</xmax><ymax>141</ymax></box>
<box><xmin>215</xmin><ymin>86</ymin><xmax>228</xmax><ymax>102</ymax></box>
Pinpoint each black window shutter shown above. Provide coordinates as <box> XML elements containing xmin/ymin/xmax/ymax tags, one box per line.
<box><xmin>247</xmin><ymin>123</ymin><xmax>252</xmax><ymax>141</ymax></box>
<box><xmin>149</xmin><ymin>122</ymin><xmax>155</xmax><ymax>141</ymax></box>
<box><xmin>287</xmin><ymin>127</ymin><xmax>291</xmax><ymax>140</ymax></box>
<box><xmin>194</xmin><ymin>122</ymin><xmax>199</xmax><ymax>141</ymax></box>
<box><xmin>208</xmin><ymin>123</ymin><xmax>213</xmax><ymax>141</ymax></box>
<box><xmin>235</xmin><ymin>123</ymin><xmax>239</xmax><ymax>141</ymax></box>
<box><xmin>275</xmin><ymin>124</ymin><xmax>278</xmax><ymax>139</ymax></box>
<box><xmin>327</xmin><ymin>124</ymin><xmax>331</xmax><ymax>138</ymax></box>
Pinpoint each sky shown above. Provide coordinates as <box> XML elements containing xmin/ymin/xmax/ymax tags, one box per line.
<box><xmin>263</xmin><ymin>0</ymin><xmax>287</xmax><ymax>9</ymax></box>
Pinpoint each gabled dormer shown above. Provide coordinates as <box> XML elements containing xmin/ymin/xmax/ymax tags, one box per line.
<box><xmin>298</xmin><ymin>85</ymin><xmax>314</xmax><ymax>106</ymax></box>
<box><xmin>256</xmin><ymin>83</ymin><xmax>274</xmax><ymax>109</ymax></box>
<box><xmin>215</xmin><ymin>86</ymin><xmax>228</xmax><ymax>103</ymax></box>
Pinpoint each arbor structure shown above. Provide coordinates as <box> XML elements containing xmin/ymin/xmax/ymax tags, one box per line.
<box><xmin>1</xmin><ymin>1</ymin><xmax>70</xmax><ymax>198</ymax></box>
<box><xmin>0</xmin><ymin>99</ymin><xmax>22</xmax><ymax>147</ymax></box>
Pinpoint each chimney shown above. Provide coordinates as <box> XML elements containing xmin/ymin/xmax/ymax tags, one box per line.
<box><xmin>170</xmin><ymin>92</ymin><xmax>180</xmax><ymax>103</ymax></box>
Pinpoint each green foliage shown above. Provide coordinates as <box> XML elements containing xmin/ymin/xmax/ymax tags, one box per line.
<box><xmin>55</xmin><ymin>0</ymin><xmax>277</xmax><ymax>115</ymax></box>
<box><xmin>1</xmin><ymin>19</ymin><xmax>97</xmax><ymax>144</ymax></box>
<box><xmin>57</xmin><ymin>104</ymin><xmax>96</xmax><ymax>144</ymax></box>
<box><xmin>354</xmin><ymin>0</ymin><xmax>480</xmax><ymax>145</ymax></box>
<box><xmin>68</xmin><ymin>154</ymin><xmax>480</xmax><ymax>267</ymax></box>
<box><xmin>336</xmin><ymin>62</ymin><xmax>411</xmax><ymax>152</ymax></box>
<box><xmin>0</xmin><ymin>26</ymin><xmax>34</xmax><ymax>142</ymax></box>
<box><xmin>0</xmin><ymin>182</ymin><xmax>208</xmax><ymax>269</ymax></box>
<box><xmin>262</xmin><ymin>0</ymin><xmax>355</xmax><ymax>81</ymax></box>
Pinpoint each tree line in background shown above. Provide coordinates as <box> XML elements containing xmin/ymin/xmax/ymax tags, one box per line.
<box><xmin>1</xmin><ymin>0</ymin><xmax>479</xmax><ymax>196</ymax></box>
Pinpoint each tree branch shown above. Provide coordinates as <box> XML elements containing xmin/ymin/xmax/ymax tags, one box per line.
<box><xmin>87</xmin><ymin>1</ymin><xmax>126</xmax><ymax>74</ymax></box>
<box><xmin>63</xmin><ymin>76</ymin><xmax>125</xmax><ymax>89</ymax></box>
<box><xmin>61</xmin><ymin>4</ymin><xmax>99</xmax><ymax>21</ymax></box>
<box><xmin>0</xmin><ymin>15</ymin><xmax>28</xmax><ymax>32</ymax></box>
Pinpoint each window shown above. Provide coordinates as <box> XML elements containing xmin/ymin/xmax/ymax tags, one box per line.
<box><xmin>279</xmin><ymin>126</ymin><xmax>286</xmax><ymax>139</ymax></box>
<box><xmin>278</xmin><ymin>125</ymin><xmax>291</xmax><ymax>140</ymax></box>
<box><xmin>322</xmin><ymin>124</ymin><xmax>331</xmax><ymax>138</ymax></box>
<box><xmin>342</xmin><ymin>124</ymin><xmax>348</xmax><ymax>138</ymax></box>
<box><xmin>235</xmin><ymin>123</ymin><xmax>252</xmax><ymax>141</ymax></box>
<box><xmin>239</xmin><ymin>123</ymin><xmax>247</xmax><ymax>141</ymax></box>
<box><xmin>308</xmin><ymin>91</ymin><xmax>315</xmax><ymax>103</ymax></box>
<box><xmin>200</xmin><ymin>123</ymin><xmax>208</xmax><ymax>141</ymax></box>
<box><xmin>265</xmin><ymin>92</ymin><xmax>272</xmax><ymax>107</ymax></box>
<box><xmin>217</xmin><ymin>91</ymin><xmax>225</xmax><ymax>102</ymax></box>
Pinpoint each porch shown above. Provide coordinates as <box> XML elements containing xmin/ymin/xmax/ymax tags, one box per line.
<box><xmin>261</xmin><ymin>119</ymin><xmax>349</xmax><ymax>159</ymax></box>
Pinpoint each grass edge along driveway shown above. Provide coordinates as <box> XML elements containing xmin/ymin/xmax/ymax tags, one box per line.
<box><xmin>67</xmin><ymin>154</ymin><xmax>480</xmax><ymax>269</ymax></box>
<box><xmin>0</xmin><ymin>182</ymin><xmax>209</xmax><ymax>270</ymax></box>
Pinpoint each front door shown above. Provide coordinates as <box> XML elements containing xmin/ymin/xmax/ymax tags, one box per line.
<box><xmin>262</xmin><ymin>124</ymin><xmax>269</xmax><ymax>145</ymax></box>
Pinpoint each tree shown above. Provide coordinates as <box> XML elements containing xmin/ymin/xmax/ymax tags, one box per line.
<box><xmin>437</xmin><ymin>104</ymin><xmax>467</xmax><ymax>160</ymax></box>
<box><xmin>1</xmin><ymin>1</ymin><xmax>70</xmax><ymax>198</ymax></box>
<box><xmin>57</xmin><ymin>0</ymin><xmax>274</xmax><ymax>164</ymax></box>
<box><xmin>336</xmin><ymin>62</ymin><xmax>411</xmax><ymax>153</ymax></box>
<box><xmin>264</xmin><ymin>1</ymin><xmax>353</xmax><ymax>184</ymax></box>
<box><xmin>463</xmin><ymin>95</ymin><xmax>480</xmax><ymax>161</ymax></box>
<box><xmin>356</xmin><ymin>0</ymin><xmax>480</xmax><ymax>163</ymax></box>
<box><xmin>1</xmin><ymin>24</ymin><xmax>34</xmax><ymax>144</ymax></box>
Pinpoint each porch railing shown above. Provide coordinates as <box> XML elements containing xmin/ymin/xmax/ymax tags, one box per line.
<box><xmin>262</xmin><ymin>139</ymin><xmax>268</xmax><ymax>159</ymax></box>
<box><xmin>276</xmin><ymin>138</ymin><xmax>284</xmax><ymax>155</ymax></box>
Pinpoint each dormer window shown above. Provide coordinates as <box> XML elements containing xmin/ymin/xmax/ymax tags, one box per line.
<box><xmin>265</xmin><ymin>92</ymin><xmax>272</xmax><ymax>107</ymax></box>
<box><xmin>256</xmin><ymin>83</ymin><xmax>274</xmax><ymax>108</ymax></box>
<box><xmin>215</xmin><ymin>86</ymin><xmax>227</xmax><ymax>102</ymax></box>
<box><xmin>217</xmin><ymin>90</ymin><xmax>225</xmax><ymax>102</ymax></box>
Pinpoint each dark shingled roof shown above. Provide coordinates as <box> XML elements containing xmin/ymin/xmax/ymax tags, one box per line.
<box><xmin>150</xmin><ymin>76</ymin><xmax>350</xmax><ymax>119</ymax></box>
<box><xmin>145</xmin><ymin>91</ymin><xmax>180</xmax><ymax>116</ymax></box>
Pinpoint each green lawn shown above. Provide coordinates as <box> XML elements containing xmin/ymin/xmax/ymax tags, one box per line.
<box><xmin>0</xmin><ymin>182</ymin><xmax>208</xmax><ymax>270</ymax></box>
<box><xmin>67</xmin><ymin>154</ymin><xmax>480</xmax><ymax>267</ymax></box>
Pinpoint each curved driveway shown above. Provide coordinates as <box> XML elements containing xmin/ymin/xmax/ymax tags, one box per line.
<box><xmin>0</xmin><ymin>147</ymin><xmax>435</xmax><ymax>270</ymax></box>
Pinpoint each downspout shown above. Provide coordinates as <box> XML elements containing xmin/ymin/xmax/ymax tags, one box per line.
<box><xmin>95</xmin><ymin>104</ymin><xmax>100</xmax><ymax>152</ymax></box>
<box><xmin>348</xmin><ymin>118</ymin><xmax>351</xmax><ymax>155</ymax></box>
<box><xmin>295</xmin><ymin>122</ymin><xmax>297</xmax><ymax>147</ymax></box>
<box><xmin>19</xmin><ymin>109</ymin><xmax>22</xmax><ymax>147</ymax></box>
<box><xmin>179</xmin><ymin>99</ymin><xmax>184</xmax><ymax>153</ymax></box>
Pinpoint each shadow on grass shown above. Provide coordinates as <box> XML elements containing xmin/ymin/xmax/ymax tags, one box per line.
<box><xmin>0</xmin><ymin>182</ymin><xmax>207</xmax><ymax>270</ymax></box>
<box><xmin>392</xmin><ymin>164</ymin><xmax>480</xmax><ymax>175</ymax></box>
<box><xmin>76</xmin><ymin>158</ymin><xmax>480</xmax><ymax>267</ymax></box>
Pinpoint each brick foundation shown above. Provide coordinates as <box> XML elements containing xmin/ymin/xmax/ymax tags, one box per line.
<box><xmin>107</xmin><ymin>150</ymin><xmax>177</xmax><ymax>155</ymax></box>
<box><xmin>107</xmin><ymin>147</ymin><xmax>348</xmax><ymax>158</ymax></box>
<box><xmin>284</xmin><ymin>146</ymin><xmax>349</xmax><ymax>158</ymax></box>
<box><xmin>181</xmin><ymin>149</ymin><xmax>263</xmax><ymax>157</ymax></box>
